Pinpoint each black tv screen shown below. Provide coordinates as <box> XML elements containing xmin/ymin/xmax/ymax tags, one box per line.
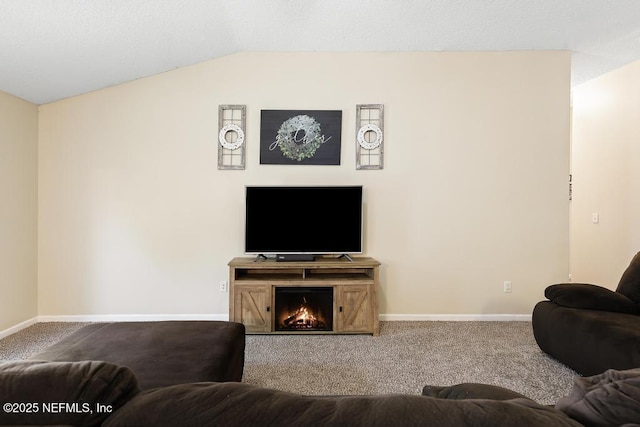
<box><xmin>245</xmin><ymin>186</ymin><xmax>363</xmax><ymax>255</ymax></box>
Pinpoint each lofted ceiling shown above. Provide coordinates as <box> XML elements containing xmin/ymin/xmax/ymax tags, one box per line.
<box><xmin>2</xmin><ymin>0</ymin><xmax>640</xmax><ymax>105</ymax></box>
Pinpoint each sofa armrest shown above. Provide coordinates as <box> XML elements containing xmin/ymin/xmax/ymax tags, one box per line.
<box><xmin>544</xmin><ymin>283</ymin><xmax>640</xmax><ymax>314</ymax></box>
<box><xmin>616</xmin><ymin>251</ymin><xmax>640</xmax><ymax>304</ymax></box>
<box><xmin>0</xmin><ymin>360</ymin><xmax>139</xmax><ymax>427</ymax></box>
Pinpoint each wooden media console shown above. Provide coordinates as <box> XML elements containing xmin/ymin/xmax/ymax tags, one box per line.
<box><xmin>228</xmin><ymin>257</ymin><xmax>380</xmax><ymax>335</ymax></box>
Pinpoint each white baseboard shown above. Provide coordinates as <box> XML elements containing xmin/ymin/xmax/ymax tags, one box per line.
<box><xmin>379</xmin><ymin>314</ymin><xmax>531</xmax><ymax>321</ymax></box>
<box><xmin>36</xmin><ymin>314</ymin><xmax>530</xmax><ymax>323</ymax></box>
<box><xmin>0</xmin><ymin>317</ymin><xmax>38</xmax><ymax>339</ymax></box>
<box><xmin>36</xmin><ymin>314</ymin><xmax>230</xmax><ymax>322</ymax></box>
<box><xmin>2</xmin><ymin>314</ymin><xmax>530</xmax><ymax>337</ymax></box>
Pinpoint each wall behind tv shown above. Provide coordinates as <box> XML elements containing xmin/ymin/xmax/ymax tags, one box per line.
<box><xmin>0</xmin><ymin>90</ymin><xmax>38</xmax><ymax>332</ymax></box>
<box><xmin>37</xmin><ymin>51</ymin><xmax>570</xmax><ymax>319</ymax></box>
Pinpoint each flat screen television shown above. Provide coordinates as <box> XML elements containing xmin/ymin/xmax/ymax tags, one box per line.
<box><xmin>245</xmin><ymin>186</ymin><xmax>363</xmax><ymax>258</ymax></box>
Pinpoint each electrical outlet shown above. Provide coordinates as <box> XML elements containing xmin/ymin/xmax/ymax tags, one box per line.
<box><xmin>503</xmin><ymin>281</ymin><xmax>512</xmax><ymax>293</ymax></box>
<box><xmin>219</xmin><ymin>280</ymin><xmax>228</xmax><ymax>293</ymax></box>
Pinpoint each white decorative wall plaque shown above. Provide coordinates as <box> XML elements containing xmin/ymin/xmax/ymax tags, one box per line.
<box><xmin>356</xmin><ymin>104</ymin><xmax>384</xmax><ymax>170</ymax></box>
<box><xmin>218</xmin><ymin>105</ymin><xmax>246</xmax><ymax>170</ymax></box>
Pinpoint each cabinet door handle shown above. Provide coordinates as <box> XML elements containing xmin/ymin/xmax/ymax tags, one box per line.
<box><xmin>266</xmin><ymin>306</ymin><xmax>270</xmax><ymax>312</ymax></box>
<box><xmin>339</xmin><ymin>306</ymin><xmax>343</xmax><ymax>312</ymax></box>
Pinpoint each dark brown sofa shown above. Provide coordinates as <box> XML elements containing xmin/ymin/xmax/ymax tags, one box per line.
<box><xmin>4</xmin><ymin>360</ymin><xmax>639</xmax><ymax>426</ymax></box>
<box><xmin>5</xmin><ymin>360</ymin><xmax>640</xmax><ymax>427</ymax></box>
<box><xmin>533</xmin><ymin>252</ymin><xmax>640</xmax><ymax>376</ymax></box>
<box><xmin>29</xmin><ymin>321</ymin><xmax>246</xmax><ymax>389</ymax></box>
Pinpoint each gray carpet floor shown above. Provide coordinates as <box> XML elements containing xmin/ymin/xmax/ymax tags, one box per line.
<box><xmin>0</xmin><ymin>321</ymin><xmax>577</xmax><ymax>405</ymax></box>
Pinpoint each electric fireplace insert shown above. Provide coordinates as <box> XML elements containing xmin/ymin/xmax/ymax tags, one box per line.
<box><xmin>274</xmin><ymin>287</ymin><xmax>333</xmax><ymax>332</ymax></box>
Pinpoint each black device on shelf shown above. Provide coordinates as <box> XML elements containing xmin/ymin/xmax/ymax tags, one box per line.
<box><xmin>245</xmin><ymin>186</ymin><xmax>363</xmax><ymax>260</ymax></box>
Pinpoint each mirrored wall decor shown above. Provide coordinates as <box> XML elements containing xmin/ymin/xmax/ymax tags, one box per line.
<box><xmin>355</xmin><ymin>104</ymin><xmax>384</xmax><ymax>170</ymax></box>
<box><xmin>218</xmin><ymin>105</ymin><xmax>246</xmax><ymax>170</ymax></box>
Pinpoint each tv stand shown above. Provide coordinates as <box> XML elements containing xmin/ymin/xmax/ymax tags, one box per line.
<box><xmin>228</xmin><ymin>256</ymin><xmax>380</xmax><ymax>335</ymax></box>
<box><xmin>338</xmin><ymin>254</ymin><xmax>355</xmax><ymax>262</ymax></box>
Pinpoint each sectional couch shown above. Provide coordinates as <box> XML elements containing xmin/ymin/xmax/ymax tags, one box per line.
<box><xmin>2</xmin><ymin>359</ymin><xmax>639</xmax><ymax>426</ymax></box>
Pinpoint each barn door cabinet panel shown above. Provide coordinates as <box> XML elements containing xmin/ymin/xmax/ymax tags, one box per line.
<box><xmin>337</xmin><ymin>285</ymin><xmax>374</xmax><ymax>333</ymax></box>
<box><xmin>232</xmin><ymin>284</ymin><xmax>271</xmax><ymax>333</ymax></box>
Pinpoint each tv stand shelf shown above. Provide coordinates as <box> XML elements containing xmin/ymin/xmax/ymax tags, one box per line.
<box><xmin>228</xmin><ymin>257</ymin><xmax>380</xmax><ymax>335</ymax></box>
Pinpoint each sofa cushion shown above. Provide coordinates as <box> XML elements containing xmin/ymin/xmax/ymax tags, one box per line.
<box><xmin>616</xmin><ymin>251</ymin><xmax>640</xmax><ymax>304</ymax></box>
<box><xmin>0</xmin><ymin>360</ymin><xmax>139</xmax><ymax>427</ymax></box>
<box><xmin>104</xmin><ymin>382</ymin><xmax>581</xmax><ymax>427</ymax></box>
<box><xmin>555</xmin><ymin>368</ymin><xmax>640</xmax><ymax>426</ymax></box>
<box><xmin>422</xmin><ymin>382</ymin><xmax>529</xmax><ymax>401</ymax></box>
<box><xmin>30</xmin><ymin>321</ymin><xmax>246</xmax><ymax>389</ymax></box>
<box><xmin>545</xmin><ymin>283</ymin><xmax>640</xmax><ymax>314</ymax></box>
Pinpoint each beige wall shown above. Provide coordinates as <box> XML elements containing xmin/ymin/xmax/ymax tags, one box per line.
<box><xmin>571</xmin><ymin>60</ymin><xmax>640</xmax><ymax>286</ymax></box>
<box><xmin>38</xmin><ymin>51</ymin><xmax>570</xmax><ymax>318</ymax></box>
<box><xmin>0</xmin><ymin>91</ymin><xmax>38</xmax><ymax>331</ymax></box>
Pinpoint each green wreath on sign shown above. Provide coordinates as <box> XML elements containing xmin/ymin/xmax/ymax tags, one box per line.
<box><xmin>269</xmin><ymin>115</ymin><xmax>331</xmax><ymax>161</ymax></box>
